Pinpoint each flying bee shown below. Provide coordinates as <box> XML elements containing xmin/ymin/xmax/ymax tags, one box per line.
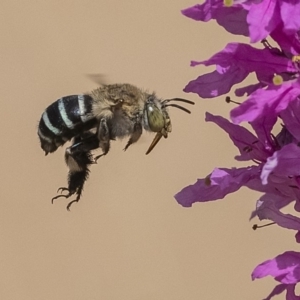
<box><xmin>38</xmin><ymin>83</ymin><xmax>194</xmax><ymax>210</ymax></box>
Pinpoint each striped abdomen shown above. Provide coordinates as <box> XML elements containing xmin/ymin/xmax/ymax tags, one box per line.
<box><xmin>38</xmin><ymin>94</ymin><xmax>97</xmax><ymax>154</ymax></box>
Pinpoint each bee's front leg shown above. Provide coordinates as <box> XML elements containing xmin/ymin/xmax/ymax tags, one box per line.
<box><xmin>124</xmin><ymin>114</ymin><xmax>143</xmax><ymax>151</ymax></box>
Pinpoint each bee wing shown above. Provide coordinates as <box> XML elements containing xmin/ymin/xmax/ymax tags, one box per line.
<box><xmin>145</xmin><ymin>132</ymin><xmax>163</xmax><ymax>155</ymax></box>
<box><xmin>85</xmin><ymin>73</ymin><xmax>109</xmax><ymax>86</ymax></box>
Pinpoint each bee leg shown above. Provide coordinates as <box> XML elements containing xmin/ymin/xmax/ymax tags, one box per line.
<box><xmin>52</xmin><ymin>137</ymin><xmax>94</xmax><ymax>210</ymax></box>
<box><xmin>58</xmin><ymin>187</ymin><xmax>69</xmax><ymax>194</ymax></box>
<box><xmin>69</xmin><ymin>133</ymin><xmax>99</xmax><ymax>155</ymax></box>
<box><xmin>95</xmin><ymin>118</ymin><xmax>111</xmax><ymax>162</ymax></box>
<box><xmin>124</xmin><ymin>115</ymin><xmax>143</xmax><ymax>151</ymax></box>
<box><xmin>67</xmin><ymin>149</ymin><xmax>94</xmax><ymax>210</ymax></box>
<box><xmin>51</xmin><ymin>187</ymin><xmax>71</xmax><ymax>201</ymax></box>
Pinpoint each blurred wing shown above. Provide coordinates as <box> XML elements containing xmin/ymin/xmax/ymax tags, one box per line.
<box><xmin>85</xmin><ymin>73</ymin><xmax>109</xmax><ymax>86</ymax></box>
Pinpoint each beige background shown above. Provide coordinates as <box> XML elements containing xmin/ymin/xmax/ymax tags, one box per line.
<box><xmin>0</xmin><ymin>1</ymin><xmax>295</xmax><ymax>299</ymax></box>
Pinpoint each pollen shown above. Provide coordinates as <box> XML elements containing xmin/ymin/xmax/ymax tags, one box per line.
<box><xmin>292</xmin><ymin>55</ymin><xmax>300</xmax><ymax>63</ymax></box>
<box><xmin>223</xmin><ymin>0</ymin><xmax>233</xmax><ymax>7</ymax></box>
<box><xmin>272</xmin><ymin>74</ymin><xmax>283</xmax><ymax>86</ymax></box>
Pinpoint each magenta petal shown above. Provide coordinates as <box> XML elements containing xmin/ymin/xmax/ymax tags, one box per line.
<box><xmin>263</xmin><ymin>284</ymin><xmax>288</xmax><ymax>300</ymax></box>
<box><xmin>280</xmin><ymin>1</ymin><xmax>300</xmax><ymax>33</ymax></box>
<box><xmin>247</xmin><ymin>0</ymin><xmax>280</xmax><ymax>43</ymax></box>
<box><xmin>205</xmin><ymin>112</ymin><xmax>268</xmax><ymax>161</ymax></box>
<box><xmin>185</xmin><ymin>43</ymin><xmax>296</xmax><ymax>98</ymax></box>
<box><xmin>280</xmin><ymin>98</ymin><xmax>300</xmax><ymax>142</ymax></box>
<box><xmin>231</xmin><ymin>81</ymin><xmax>300</xmax><ymax>125</ymax></box>
<box><xmin>235</xmin><ymin>83</ymin><xmax>266</xmax><ymax>97</ymax></box>
<box><xmin>271</xmin><ymin>26</ymin><xmax>300</xmax><ymax>55</ymax></box>
<box><xmin>198</xmin><ymin>43</ymin><xmax>295</xmax><ymax>74</ymax></box>
<box><xmin>175</xmin><ymin>166</ymin><xmax>260</xmax><ymax>207</ymax></box>
<box><xmin>182</xmin><ymin>2</ymin><xmax>249</xmax><ymax>36</ymax></box>
<box><xmin>214</xmin><ymin>6</ymin><xmax>249</xmax><ymax>36</ymax></box>
<box><xmin>181</xmin><ymin>2</ymin><xmax>221</xmax><ymax>22</ymax></box>
<box><xmin>295</xmin><ymin>231</ymin><xmax>300</xmax><ymax>244</ymax></box>
<box><xmin>286</xmin><ymin>285</ymin><xmax>300</xmax><ymax>300</ymax></box>
<box><xmin>252</xmin><ymin>251</ymin><xmax>300</xmax><ymax>284</ymax></box>
<box><xmin>184</xmin><ymin>67</ymin><xmax>248</xmax><ymax>98</ymax></box>
<box><xmin>256</xmin><ymin>194</ymin><xmax>300</xmax><ymax>231</ymax></box>
<box><xmin>263</xmin><ymin>284</ymin><xmax>300</xmax><ymax>300</ymax></box>
<box><xmin>261</xmin><ymin>144</ymin><xmax>300</xmax><ymax>185</ymax></box>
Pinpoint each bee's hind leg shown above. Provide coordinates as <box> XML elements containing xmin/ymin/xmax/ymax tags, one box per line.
<box><xmin>52</xmin><ymin>136</ymin><xmax>95</xmax><ymax>210</ymax></box>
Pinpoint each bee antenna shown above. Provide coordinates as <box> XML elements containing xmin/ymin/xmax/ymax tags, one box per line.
<box><xmin>163</xmin><ymin>104</ymin><xmax>192</xmax><ymax>114</ymax></box>
<box><xmin>162</xmin><ymin>98</ymin><xmax>195</xmax><ymax>105</ymax></box>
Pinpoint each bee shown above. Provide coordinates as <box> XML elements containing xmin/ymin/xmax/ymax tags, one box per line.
<box><xmin>38</xmin><ymin>83</ymin><xmax>194</xmax><ymax>210</ymax></box>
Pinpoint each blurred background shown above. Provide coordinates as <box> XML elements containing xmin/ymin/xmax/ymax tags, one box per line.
<box><xmin>0</xmin><ymin>1</ymin><xmax>295</xmax><ymax>299</ymax></box>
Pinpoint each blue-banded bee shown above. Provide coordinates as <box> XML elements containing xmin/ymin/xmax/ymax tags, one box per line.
<box><xmin>38</xmin><ymin>83</ymin><xmax>194</xmax><ymax>210</ymax></box>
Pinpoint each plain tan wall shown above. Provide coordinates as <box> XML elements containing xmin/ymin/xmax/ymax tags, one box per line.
<box><xmin>0</xmin><ymin>1</ymin><xmax>295</xmax><ymax>299</ymax></box>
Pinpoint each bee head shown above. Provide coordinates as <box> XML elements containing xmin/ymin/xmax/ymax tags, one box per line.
<box><xmin>144</xmin><ymin>95</ymin><xmax>195</xmax><ymax>154</ymax></box>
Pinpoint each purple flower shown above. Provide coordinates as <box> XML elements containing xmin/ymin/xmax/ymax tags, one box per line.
<box><xmin>252</xmin><ymin>251</ymin><xmax>300</xmax><ymax>299</ymax></box>
<box><xmin>180</xmin><ymin>1</ymin><xmax>300</xmax><ymax>299</ymax></box>
<box><xmin>230</xmin><ymin>79</ymin><xmax>300</xmax><ymax>129</ymax></box>
<box><xmin>175</xmin><ymin>165</ymin><xmax>260</xmax><ymax>207</ymax></box>
<box><xmin>255</xmin><ymin>194</ymin><xmax>300</xmax><ymax>231</ymax></box>
<box><xmin>280</xmin><ymin>97</ymin><xmax>300</xmax><ymax>142</ymax></box>
<box><xmin>247</xmin><ymin>0</ymin><xmax>281</xmax><ymax>43</ymax></box>
<box><xmin>271</xmin><ymin>27</ymin><xmax>300</xmax><ymax>56</ymax></box>
<box><xmin>183</xmin><ymin>1</ymin><xmax>300</xmax><ymax>43</ymax></box>
<box><xmin>184</xmin><ymin>43</ymin><xmax>297</xmax><ymax>98</ymax></box>
<box><xmin>252</xmin><ymin>251</ymin><xmax>300</xmax><ymax>284</ymax></box>
<box><xmin>182</xmin><ymin>1</ymin><xmax>249</xmax><ymax>36</ymax></box>
<box><xmin>176</xmin><ymin>113</ymin><xmax>300</xmax><ymax>212</ymax></box>
<box><xmin>261</xmin><ymin>143</ymin><xmax>300</xmax><ymax>185</ymax></box>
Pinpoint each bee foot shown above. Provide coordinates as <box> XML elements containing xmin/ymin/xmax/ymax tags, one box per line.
<box><xmin>66</xmin><ymin>197</ymin><xmax>80</xmax><ymax>211</ymax></box>
<box><xmin>52</xmin><ymin>193</ymin><xmax>68</xmax><ymax>204</ymax></box>
<box><xmin>52</xmin><ymin>188</ymin><xmax>74</xmax><ymax>204</ymax></box>
<box><xmin>57</xmin><ymin>187</ymin><xmax>69</xmax><ymax>194</ymax></box>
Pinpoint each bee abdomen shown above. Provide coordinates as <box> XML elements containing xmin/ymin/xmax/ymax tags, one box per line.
<box><xmin>38</xmin><ymin>94</ymin><xmax>96</xmax><ymax>154</ymax></box>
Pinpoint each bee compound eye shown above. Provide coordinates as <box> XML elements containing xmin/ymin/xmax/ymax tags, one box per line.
<box><xmin>147</xmin><ymin>104</ymin><xmax>165</xmax><ymax>132</ymax></box>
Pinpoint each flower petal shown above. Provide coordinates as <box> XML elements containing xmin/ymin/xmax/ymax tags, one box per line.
<box><xmin>247</xmin><ymin>0</ymin><xmax>280</xmax><ymax>43</ymax></box>
<box><xmin>194</xmin><ymin>43</ymin><xmax>295</xmax><ymax>74</ymax></box>
<box><xmin>181</xmin><ymin>1</ymin><xmax>221</xmax><ymax>22</ymax></box>
<box><xmin>184</xmin><ymin>67</ymin><xmax>248</xmax><ymax>98</ymax></box>
<box><xmin>261</xmin><ymin>144</ymin><xmax>300</xmax><ymax>185</ymax></box>
<box><xmin>205</xmin><ymin>112</ymin><xmax>269</xmax><ymax>161</ymax></box>
<box><xmin>182</xmin><ymin>2</ymin><xmax>249</xmax><ymax>36</ymax></box>
<box><xmin>280</xmin><ymin>98</ymin><xmax>300</xmax><ymax>142</ymax></box>
<box><xmin>286</xmin><ymin>284</ymin><xmax>300</xmax><ymax>300</ymax></box>
<box><xmin>252</xmin><ymin>251</ymin><xmax>300</xmax><ymax>284</ymax></box>
<box><xmin>235</xmin><ymin>82</ymin><xmax>266</xmax><ymax>97</ymax></box>
<box><xmin>175</xmin><ymin>166</ymin><xmax>260</xmax><ymax>207</ymax></box>
<box><xmin>295</xmin><ymin>231</ymin><xmax>300</xmax><ymax>243</ymax></box>
<box><xmin>231</xmin><ymin>80</ymin><xmax>300</xmax><ymax>125</ymax></box>
<box><xmin>256</xmin><ymin>194</ymin><xmax>300</xmax><ymax>230</ymax></box>
<box><xmin>280</xmin><ymin>1</ymin><xmax>300</xmax><ymax>33</ymax></box>
<box><xmin>185</xmin><ymin>43</ymin><xmax>296</xmax><ymax>98</ymax></box>
<box><xmin>271</xmin><ymin>26</ymin><xmax>300</xmax><ymax>56</ymax></box>
<box><xmin>262</xmin><ymin>283</ymin><xmax>288</xmax><ymax>300</ymax></box>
